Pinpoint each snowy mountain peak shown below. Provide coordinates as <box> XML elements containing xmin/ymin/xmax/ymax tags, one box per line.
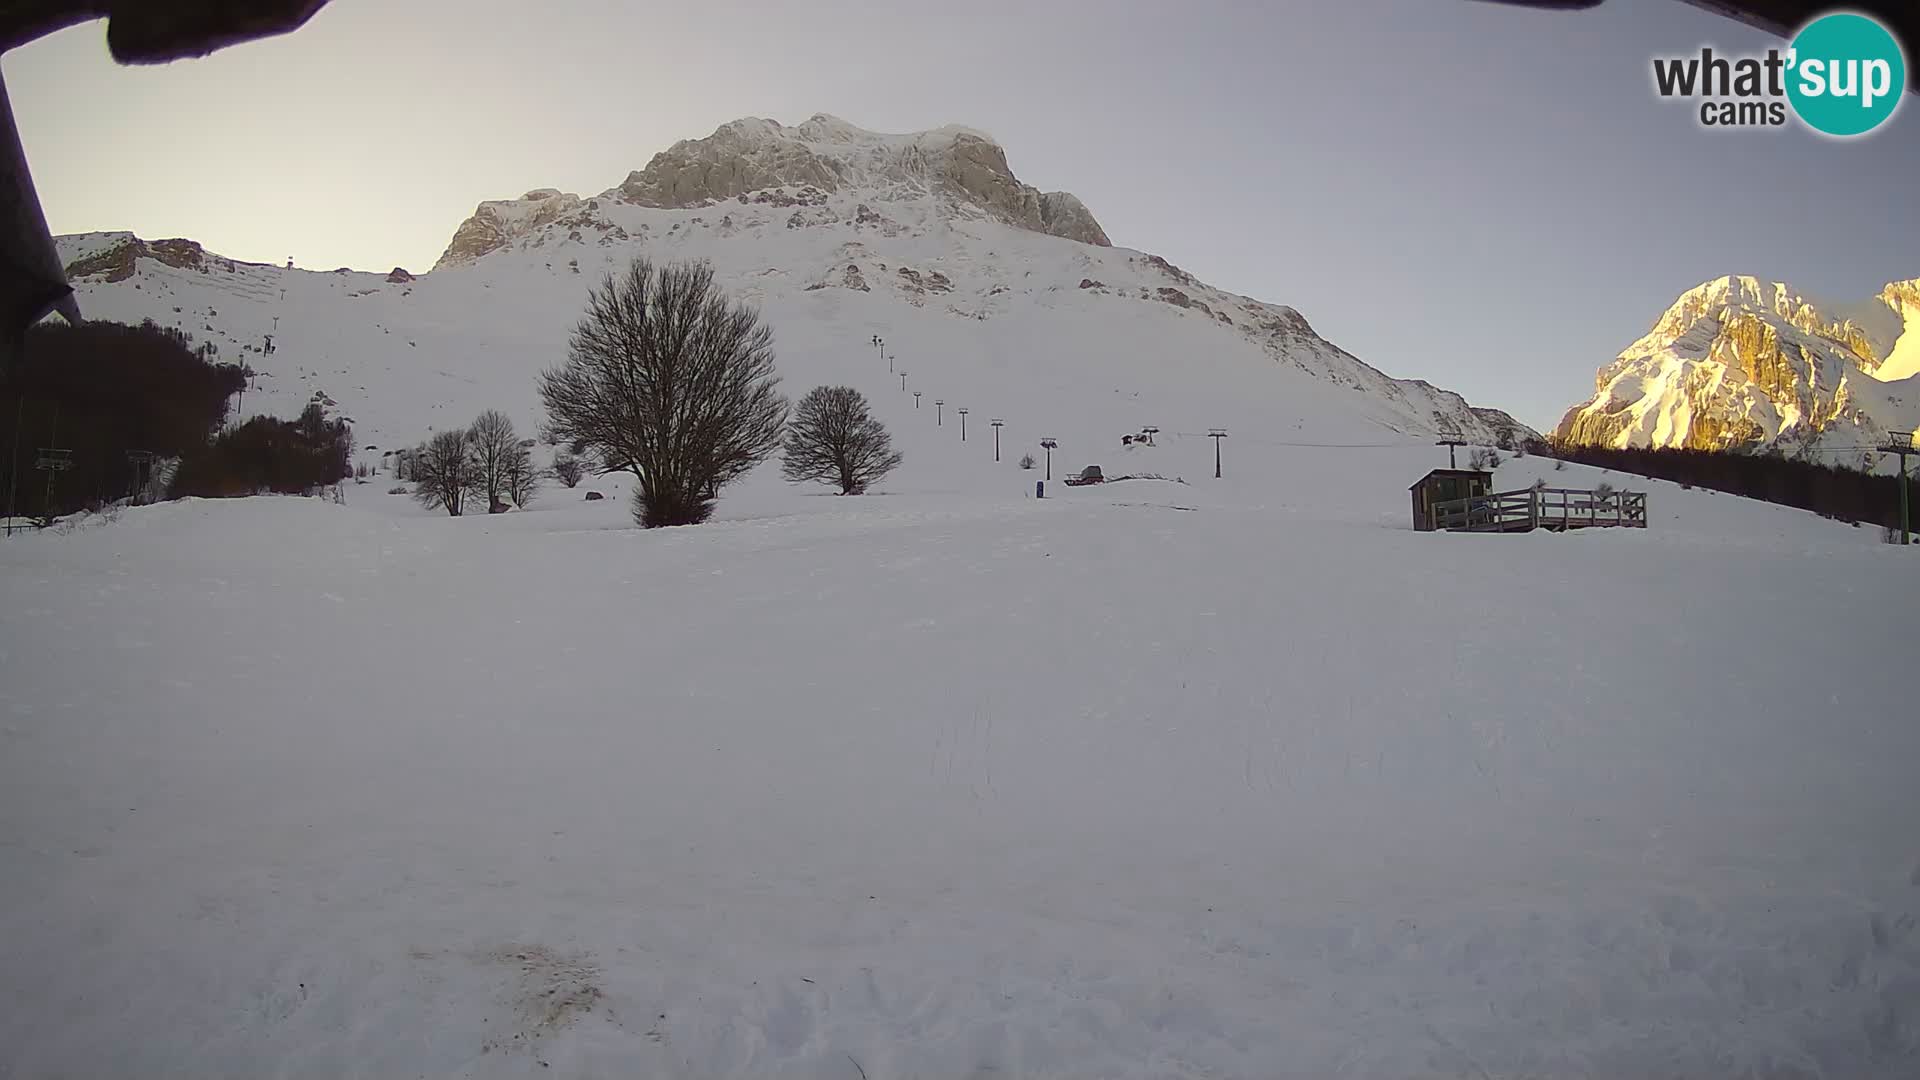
<box><xmin>1555</xmin><ymin>273</ymin><xmax>1920</xmax><ymax>466</ymax></box>
<box><xmin>1650</xmin><ymin>275</ymin><xmax>1856</xmax><ymax>348</ymax></box>
<box><xmin>732</xmin><ymin>113</ymin><xmax>1000</xmax><ymax>152</ymax></box>
<box><xmin>1879</xmin><ymin>278</ymin><xmax>1920</xmax><ymax>322</ymax></box>
<box><xmin>55</xmin><ymin>195</ymin><xmax>1536</xmax><ymax>459</ymax></box>
<box><xmin>1657</xmin><ymin>275</ymin><xmax>1797</xmax><ymax>326</ymax></box>
<box><xmin>435</xmin><ymin>114</ymin><xmax>1106</xmax><ymax>270</ymax></box>
<box><xmin>54</xmin><ymin>114</ymin><xmax>1535</xmax><ymax>458</ymax></box>
<box><xmin>612</xmin><ymin>113</ymin><xmax>1105</xmax><ymax>249</ymax></box>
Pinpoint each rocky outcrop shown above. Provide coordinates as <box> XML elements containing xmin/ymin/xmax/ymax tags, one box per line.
<box><xmin>386</xmin><ymin>267</ymin><xmax>415</xmax><ymax>283</ymax></box>
<box><xmin>63</xmin><ymin>235</ymin><xmax>244</xmax><ymax>281</ymax></box>
<box><xmin>617</xmin><ymin>118</ymin><xmax>844</xmax><ymax>207</ymax></box>
<box><xmin>1036</xmin><ymin>192</ymin><xmax>1107</xmax><ymax>247</ymax></box>
<box><xmin>436</xmin><ymin>115</ymin><xmax>1110</xmax><ymax>268</ymax></box>
<box><xmin>805</xmin><ymin>263</ymin><xmax>871</xmax><ymax>293</ymax></box>
<box><xmin>434</xmin><ymin>189</ymin><xmax>583</xmax><ymax>270</ymax></box>
<box><xmin>1883</xmin><ymin>279</ymin><xmax>1920</xmax><ymax>314</ymax></box>
<box><xmin>64</xmin><ymin>237</ymin><xmax>145</xmax><ymax>282</ymax></box>
<box><xmin>924</xmin><ymin>131</ymin><xmax>1110</xmax><ymax>245</ymax></box>
<box><xmin>1554</xmin><ymin>275</ymin><xmax>1920</xmax><ymax>462</ymax></box>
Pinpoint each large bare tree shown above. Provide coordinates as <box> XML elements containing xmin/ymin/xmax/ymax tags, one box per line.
<box><xmin>781</xmin><ymin>385</ymin><xmax>902</xmax><ymax>495</ymax></box>
<box><xmin>411</xmin><ymin>428</ymin><xmax>476</xmax><ymax>517</ymax></box>
<box><xmin>502</xmin><ymin>440</ymin><xmax>538</xmax><ymax>508</ymax></box>
<box><xmin>468</xmin><ymin>409</ymin><xmax>531</xmax><ymax>512</ymax></box>
<box><xmin>539</xmin><ymin>257</ymin><xmax>787</xmax><ymax>527</ymax></box>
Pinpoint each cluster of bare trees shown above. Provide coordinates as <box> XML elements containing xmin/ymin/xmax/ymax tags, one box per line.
<box><xmin>540</xmin><ymin>257</ymin><xmax>901</xmax><ymax>527</ymax></box>
<box><xmin>401</xmin><ymin>409</ymin><xmax>538</xmax><ymax>516</ymax></box>
<box><xmin>309</xmin><ymin>257</ymin><xmax>886</xmax><ymax>530</ymax></box>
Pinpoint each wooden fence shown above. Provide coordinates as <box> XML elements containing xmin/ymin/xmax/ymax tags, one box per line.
<box><xmin>1431</xmin><ymin>487</ymin><xmax>1647</xmax><ymax>533</ymax></box>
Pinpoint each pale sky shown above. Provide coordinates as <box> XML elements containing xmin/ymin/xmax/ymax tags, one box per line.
<box><xmin>4</xmin><ymin>0</ymin><xmax>1915</xmax><ymax>430</ymax></box>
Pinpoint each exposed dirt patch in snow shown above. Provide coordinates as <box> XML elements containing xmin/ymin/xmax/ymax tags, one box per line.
<box><xmin>473</xmin><ymin>944</ymin><xmax>605</xmax><ymax>1055</ymax></box>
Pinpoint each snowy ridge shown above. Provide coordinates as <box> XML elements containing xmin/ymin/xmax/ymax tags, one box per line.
<box><xmin>435</xmin><ymin>114</ymin><xmax>1110</xmax><ymax>269</ymax></box>
<box><xmin>1556</xmin><ymin>273</ymin><xmax>1920</xmax><ymax>470</ymax></box>
<box><xmin>54</xmin><ymin>118</ymin><xmax>1534</xmax><ymax>466</ymax></box>
<box><xmin>1874</xmin><ymin>279</ymin><xmax>1920</xmax><ymax>381</ymax></box>
<box><xmin>638</xmin><ymin>113</ymin><xmax>1005</xmax><ymax>185</ymax></box>
<box><xmin>60</xmin><ymin>219</ymin><xmax>1532</xmax><ymax>459</ymax></box>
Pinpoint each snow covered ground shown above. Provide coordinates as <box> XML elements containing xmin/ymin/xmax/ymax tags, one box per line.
<box><xmin>13</xmin><ymin>136</ymin><xmax>1917</xmax><ymax>1075</ymax></box>
<box><xmin>3</xmin><ymin>452</ymin><xmax>1917</xmax><ymax>1078</ymax></box>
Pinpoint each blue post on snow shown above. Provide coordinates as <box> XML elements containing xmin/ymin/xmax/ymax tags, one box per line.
<box><xmin>1036</xmin><ymin>480</ymin><xmax>1045</xmax><ymax>499</ymax></box>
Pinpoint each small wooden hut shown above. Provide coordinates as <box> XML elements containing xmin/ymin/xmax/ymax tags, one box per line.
<box><xmin>1409</xmin><ymin>469</ymin><xmax>1493</xmax><ymax>531</ymax></box>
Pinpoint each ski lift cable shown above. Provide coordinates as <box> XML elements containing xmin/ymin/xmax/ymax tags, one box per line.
<box><xmin>1171</xmin><ymin>431</ymin><xmax>1428</xmax><ymax>448</ymax></box>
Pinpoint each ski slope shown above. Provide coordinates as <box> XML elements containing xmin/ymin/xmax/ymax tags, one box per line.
<box><xmin>53</xmin><ymin>166</ymin><xmax>1529</xmax><ymax>487</ymax></box>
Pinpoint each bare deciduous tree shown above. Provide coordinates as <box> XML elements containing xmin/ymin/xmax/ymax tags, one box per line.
<box><xmin>469</xmin><ymin>409</ymin><xmax>531</xmax><ymax>513</ymax></box>
<box><xmin>539</xmin><ymin>257</ymin><xmax>788</xmax><ymax>527</ymax></box>
<box><xmin>411</xmin><ymin>430</ymin><xmax>477</xmax><ymax>516</ymax></box>
<box><xmin>781</xmin><ymin>385</ymin><xmax>902</xmax><ymax>495</ymax></box>
<box><xmin>551</xmin><ymin>451</ymin><xmax>586</xmax><ymax>488</ymax></box>
<box><xmin>503</xmin><ymin>443</ymin><xmax>538</xmax><ymax>508</ymax></box>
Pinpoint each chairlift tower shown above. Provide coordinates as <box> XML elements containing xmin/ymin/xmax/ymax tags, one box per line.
<box><xmin>1208</xmin><ymin>428</ymin><xmax>1228</xmax><ymax>478</ymax></box>
<box><xmin>35</xmin><ymin>446</ymin><xmax>73</xmax><ymax>521</ymax></box>
<box><xmin>957</xmin><ymin>408</ymin><xmax>968</xmax><ymax>441</ymax></box>
<box><xmin>1887</xmin><ymin>432</ymin><xmax>1915</xmax><ymax>545</ymax></box>
<box><xmin>990</xmin><ymin>418</ymin><xmax>1004</xmax><ymax>461</ymax></box>
<box><xmin>935</xmin><ymin>399</ymin><xmax>944</xmax><ymax>426</ymax></box>
<box><xmin>126</xmin><ymin>450</ymin><xmax>155</xmax><ymax>506</ymax></box>
<box><xmin>1039</xmin><ymin>437</ymin><xmax>1058</xmax><ymax>480</ymax></box>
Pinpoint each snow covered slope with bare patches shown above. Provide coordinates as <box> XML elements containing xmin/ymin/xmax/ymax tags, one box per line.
<box><xmin>1555</xmin><ymin>275</ymin><xmax>1920</xmax><ymax>470</ymax></box>
<box><xmin>55</xmin><ymin>115</ymin><xmax>1530</xmax><ymax>468</ymax></box>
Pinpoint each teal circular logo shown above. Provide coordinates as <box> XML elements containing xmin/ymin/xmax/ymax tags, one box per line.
<box><xmin>1786</xmin><ymin>13</ymin><xmax>1906</xmax><ymax>136</ymax></box>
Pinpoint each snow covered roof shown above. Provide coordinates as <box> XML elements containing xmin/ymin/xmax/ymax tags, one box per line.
<box><xmin>1408</xmin><ymin>468</ymin><xmax>1492</xmax><ymax>490</ymax></box>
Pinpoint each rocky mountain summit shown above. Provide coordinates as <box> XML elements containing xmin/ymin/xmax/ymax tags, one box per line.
<box><xmin>435</xmin><ymin>115</ymin><xmax>1106</xmax><ymax>270</ymax></box>
<box><xmin>57</xmin><ymin>114</ymin><xmax>1533</xmax><ymax>451</ymax></box>
<box><xmin>1555</xmin><ymin>275</ymin><xmax>1919</xmax><ymax>469</ymax></box>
